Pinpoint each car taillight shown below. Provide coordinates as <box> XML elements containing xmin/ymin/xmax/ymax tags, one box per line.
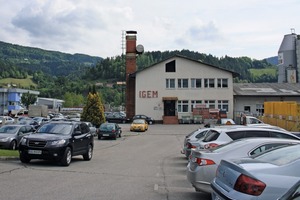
<box><xmin>234</xmin><ymin>174</ymin><xmax>266</xmax><ymax>196</ymax></box>
<box><xmin>187</xmin><ymin>142</ymin><xmax>196</xmax><ymax>149</ymax></box>
<box><xmin>193</xmin><ymin>158</ymin><xmax>215</xmax><ymax>166</ymax></box>
<box><xmin>204</xmin><ymin>143</ymin><xmax>219</xmax><ymax>149</ymax></box>
<box><xmin>112</xmin><ymin>129</ymin><xmax>116</xmax><ymax>133</ymax></box>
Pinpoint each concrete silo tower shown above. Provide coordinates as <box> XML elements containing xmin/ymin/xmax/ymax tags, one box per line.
<box><xmin>277</xmin><ymin>32</ymin><xmax>298</xmax><ymax>83</ymax></box>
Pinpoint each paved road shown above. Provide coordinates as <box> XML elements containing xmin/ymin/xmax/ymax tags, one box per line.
<box><xmin>0</xmin><ymin>124</ymin><xmax>211</xmax><ymax>200</ymax></box>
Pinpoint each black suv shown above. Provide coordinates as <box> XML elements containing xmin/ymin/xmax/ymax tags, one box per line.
<box><xmin>18</xmin><ymin>121</ymin><xmax>94</xmax><ymax>166</ymax></box>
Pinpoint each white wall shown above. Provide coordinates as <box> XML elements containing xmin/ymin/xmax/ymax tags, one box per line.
<box><xmin>135</xmin><ymin>56</ymin><xmax>234</xmax><ymax>121</ymax></box>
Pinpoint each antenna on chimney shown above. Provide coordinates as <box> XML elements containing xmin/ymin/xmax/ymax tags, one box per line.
<box><xmin>291</xmin><ymin>28</ymin><xmax>295</xmax><ymax>34</ymax></box>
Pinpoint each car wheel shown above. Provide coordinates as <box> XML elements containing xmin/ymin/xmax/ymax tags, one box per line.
<box><xmin>98</xmin><ymin>135</ymin><xmax>102</xmax><ymax>140</ymax></box>
<box><xmin>148</xmin><ymin>121</ymin><xmax>153</xmax><ymax>125</ymax></box>
<box><xmin>119</xmin><ymin>133</ymin><xmax>122</xmax><ymax>138</ymax></box>
<box><xmin>60</xmin><ymin>147</ymin><xmax>72</xmax><ymax>166</ymax></box>
<box><xmin>9</xmin><ymin>140</ymin><xmax>17</xmax><ymax>150</ymax></box>
<box><xmin>20</xmin><ymin>153</ymin><xmax>31</xmax><ymax>163</ymax></box>
<box><xmin>83</xmin><ymin>144</ymin><xmax>93</xmax><ymax>161</ymax></box>
<box><xmin>113</xmin><ymin>134</ymin><xmax>117</xmax><ymax>140</ymax></box>
<box><xmin>122</xmin><ymin>120</ymin><xmax>126</xmax><ymax>124</ymax></box>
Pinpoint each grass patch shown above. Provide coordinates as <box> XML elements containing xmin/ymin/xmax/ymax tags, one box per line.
<box><xmin>0</xmin><ymin>149</ymin><xmax>19</xmax><ymax>157</ymax></box>
<box><xmin>249</xmin><ymin>68</ymin><xmax>277</xmax><ymax>77</ymax></box>
<box><xmin>0</xmin><ymin>76</ymin><xmax>37</xmax><ymax>88</ymax></box>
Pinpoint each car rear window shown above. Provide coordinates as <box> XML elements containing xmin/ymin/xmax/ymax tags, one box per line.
<box><xmin>255</xmin><ymin>144</ymin><xmax>300</xmax><ymax>165</ymax></box>
<box><xmin>202</xmin><ymin>130</ymin><xmax>220</xmax><ymax>142</ymax></box>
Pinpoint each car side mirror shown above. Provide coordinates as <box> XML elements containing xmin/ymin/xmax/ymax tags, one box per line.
<box><xmin>74</xmin><ymin>130</ymin><xmax>82</xmax><ymax>136</ymax></box>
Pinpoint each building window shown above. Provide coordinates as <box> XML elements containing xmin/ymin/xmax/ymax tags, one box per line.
<box><xmin>204</xmin><ymin>78</ymin><xmax>215</xmax><ymax>88</ymax></box>
<box><xmin>217</xmin><ymin>78</ymin><xmax>228</xmax><ymax>88</ymax></box>
<box><xmin>166</xmin><ymin>79</ymin><xmax>175</xmax><ymax>89</ymax></box>
<box><xmin>191</xmin><ymin>78</ymin><xmax>202</xmax><ymax>88</ymax></box>
<box><xmin>256</xmin><ymin>104</ymin><xmax>264</xmax><ymax>116</ymax></box>
<box><xmin>165</xmin><ymin>60</ymin><xmax>176</xmax><ymax>72</ymax></box>
<box><xmin>191</xmin><ymin>100</ymin><xmax>202</xmax><ymax>112</ymax></box>
<box><xmin>178</xmin><ymin>100</ymin><xmax>189</xmax><ymax>112</ymax></box>
<box><xmin>218</xmin><ymin>100</ymin><xmax>229</xmax><ymax>112</ymax></box>
<box><xmin>178</xmin><ymin>79</ymin><xmax>188</xmax><ymax>88</ymax></box>
<box><xmin>205</xmin><ymin>100</ymin><xmax>216</xmax><ymax>109</ymax></box>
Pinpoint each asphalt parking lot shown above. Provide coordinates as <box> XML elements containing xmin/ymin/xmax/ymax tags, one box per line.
<box><xmin>0</xmin><ymin>123</ymin><xmax>211</xmax><ymax>200</ymax></box>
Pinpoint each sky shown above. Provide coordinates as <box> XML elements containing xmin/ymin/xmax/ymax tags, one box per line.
<box><xmin>0</xmin><ymin>0</ymin><xmax>299</xmax><ymax>60</ymax></box>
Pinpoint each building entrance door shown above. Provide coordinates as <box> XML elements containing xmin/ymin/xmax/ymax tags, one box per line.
<box><xmin>164</xmin><ymin>100</ymin><xmax>176</xmax><ymax>116</ymax></box>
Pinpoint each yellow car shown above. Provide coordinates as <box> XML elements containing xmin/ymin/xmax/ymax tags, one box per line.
<box><xmin>130</xmin><ymin>119</ymin><xmax>148</xmax><ymax>132</ymax></box>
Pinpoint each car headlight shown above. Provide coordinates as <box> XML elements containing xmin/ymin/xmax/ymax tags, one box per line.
<box><xmin>49</xmin><ymin>139</ymin><xmax>66</xmax><ymax>146</ymax></box>
<box><xmin>20</xmin><ymin>137</ymin><xmax>27</xmax><ymax>145</ymax></box>
<box><xmin>0</xmin><ymin>137</ymin><xmax>10</xmax><ymax>142</ymax></box>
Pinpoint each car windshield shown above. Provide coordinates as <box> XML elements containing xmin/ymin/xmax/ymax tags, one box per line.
<box><xmin>0</xmin><ymin>126</ymin><xmax>18</xmax><ymax>133</ymax></box>
<box><xmin>36</xmin><ymin>123</ymin><xmax>72</xmax><ymax>135</ymax></box>
<box><xmin>133</xmin><ymin>119</ymin><xmax>144</xmax><ymax>124</ymax></box>
<box><xmin>100</xmin><ymin>124</ymin><xmax>115</xmax><ymax>131</ymax></box>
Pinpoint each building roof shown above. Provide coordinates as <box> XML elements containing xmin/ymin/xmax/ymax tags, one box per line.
<box><xmin>131</xmin><ymin>54</ymin><xmax>239</xmax><ymax>77</ymax></box>
<box><xmin>233</xmin><ymin>83</ymin><xmax>300</xmax><ymax>96</ymax></box>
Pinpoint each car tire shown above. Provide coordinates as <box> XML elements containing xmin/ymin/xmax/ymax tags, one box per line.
<box><xmin>148</xmin><ymin>121</ymin><xmax>153</xmax><ymax>125</ymax></box>
<box><xmin>98</xmin><ymin>135</ymin><xmax>102</xmax><ymax>140</ymax></box>
<box><xmin>83</xmin><ymin>144</ymin><xmax>93</xmax><ymax>161</ymax></box>
<box><xmin>119</xmin><ymin>133</ymin><xmax>122</xmax><ymax>138</ymax></box>
<box><xmin>20</xmin><ymin>153</ymin><xmax>31</xmax><ymax>163</ymax></box>
<box><xmin>10</xmin><ymin>140</ymin><xmax>17</xmax><ymax>150</ymax></box>
<box><xmin>122</xmin><ymin>120</ymin><xmax>126</xmax><ymax>124</ymax></box>
<box><xmin>60</xmin><ymin>147</ymin><xmax>72</xmax><ymax>166</ymax></box>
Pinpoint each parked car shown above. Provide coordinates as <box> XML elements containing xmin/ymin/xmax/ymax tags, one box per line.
<box><xmin>98</xmin><ymin>122</ymin><xmax>122</xmax><ymax>140</ymax></box>
<box><xmin>187</xmin><ymin>137</ymin><xmax>300</xmax><ymax>194</ymax></box>
<box><xmin>83</xmin><ymin>121</ymin><xmax>97</xmax><ymax>136</ymax></box>
<box><xmin>0</xmin><ymin>116</ymin><xmax>15</xmax><ymax>125</ymax></box>
<box><xmin>184</xmin><ymin>125</ymin><xmax>251</xmax><ymax>157</ymax></box>
<box><xmin>105</xmin><ymin>112</ymin><xmax>130</xmax><ymax>123</ymax></box>
<box><xmin>32</xmin><ymin>117</ymin><xmax>50</xmax><ymax>126</ymax></box>
<box><xmin>278</xmin><ymin>179</ymin><xmax>300</xmax><ymax>200</ymax></box>
<box><xmin>130</xmin><ymin>119</ymin><xmax>148</xmax><ymax>132</ymax></box>
<box><xmin>211</xmin><ymin>144</ymin><xmax>300</xmax><ymax>200</ymax></box>
<box><xmin>197</xmin><ymin>126</ymin><xmax>300</xmax><ymax>150</ymax></box>
<box><xmin>0</xmin><ymin>124</ymin><xmax>35</xmax><ymax>150</ymax></box>
<box><xmin>18</xmin><ymin>121</ymin><xmax>94</xmax><ymax>166</ymax></box>
<box><xmin>181</xmin><ymin>128</ymin><xmax>210</xmax><ymax>158</ymax></box>
<box><xmin>17</xmin><ymin>119</ymin><xmax>40</xmax><ymax>130</ymax></box>
<box><xmin>132</xmin><ymin>114</ymin><xmax>154</xmax><ymax>125</ymax></box>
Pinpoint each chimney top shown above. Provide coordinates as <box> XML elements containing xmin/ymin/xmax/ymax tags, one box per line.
<box><xmin>126</xmin><ymin>30</ymin><xmax>137</xmax><ymax>34</ymax></box>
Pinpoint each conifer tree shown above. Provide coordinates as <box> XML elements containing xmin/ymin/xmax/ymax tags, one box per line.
<box><xmin>81</xmin><ymin>92</ymin><xmax>105</xmax><ymax>127</ymax></box>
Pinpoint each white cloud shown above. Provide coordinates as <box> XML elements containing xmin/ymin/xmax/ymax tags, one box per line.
<box><xmin>0</xmin><ymin>0</ymin><xmax>299</xmax><ymax>59</ymax></box>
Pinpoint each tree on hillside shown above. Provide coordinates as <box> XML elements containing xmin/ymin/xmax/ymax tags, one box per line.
<box><xmin>21</xmin><ymin>92</ymin><xmax>37</xmax><ymax>109</ymax></box>
<box><xmin>81</xmin><ymin>92</ymin><xmax>105</xmax><ymax>127</ymax></box>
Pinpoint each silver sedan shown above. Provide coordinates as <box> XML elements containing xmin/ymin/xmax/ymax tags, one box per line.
<box><xmin>187</xmin><ymin>137</ymin><xmax>300</xmax><ymax>194</ymax></box>
<box><xmin>211</xmin><ymin>144</ymin><xmax>300</xmax><ymax>200</ymax></box>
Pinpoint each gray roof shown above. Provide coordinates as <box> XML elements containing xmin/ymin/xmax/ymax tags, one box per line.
<box><xmin>233</xmin><ymin>83</ymin><xmax>300</xmax><ymax>96</ymax></box>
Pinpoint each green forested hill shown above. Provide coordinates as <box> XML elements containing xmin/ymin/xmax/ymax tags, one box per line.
<box><xmin>0</xmin><ymin>41</ymin><xmax>278</xmax><ymax>107</ymax></box>
<box><xmin>0</xmin><ymin>41</ymin><xmax>102</xmax><ymax>76</ymax></box>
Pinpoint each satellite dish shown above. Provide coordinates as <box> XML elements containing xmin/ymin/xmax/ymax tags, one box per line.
<box><xmin>136</xmin><ymin>44</ymin><xmax>144</xmax><ymax>54</ymax></box>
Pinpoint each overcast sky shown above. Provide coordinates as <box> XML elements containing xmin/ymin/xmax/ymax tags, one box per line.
<box><xmin>0</xmin><ymin>0</ymin><xmax>299</xmax><ymax>60</ymax></box>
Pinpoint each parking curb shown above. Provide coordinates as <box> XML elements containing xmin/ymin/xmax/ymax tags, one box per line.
<box><xmin>0</xmin><ymin>156</ymin><xmax>19</xmax><ymax>160</ymax></box>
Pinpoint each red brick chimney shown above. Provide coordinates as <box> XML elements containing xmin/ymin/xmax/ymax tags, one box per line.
<box><xmin>125</xmin><ymin>31</ymin><xmax>137</xmax><ymax>119</ymax></box>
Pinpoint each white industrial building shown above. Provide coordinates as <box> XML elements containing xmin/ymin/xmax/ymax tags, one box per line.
<box><xmin>131</xmin><ymin>55</ymin><xmax>238</xmax><ymax>124</ymax></box>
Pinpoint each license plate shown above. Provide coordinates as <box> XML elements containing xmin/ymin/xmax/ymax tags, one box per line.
<box><xmin>28</xmin><ymin>150</ymin><xmax>42</xmax><ymax>155</ymax></box>
<box><xmin>103</xmin><ymin>134</ymin><xmax>109</xmax><ymax>136</ymax></box>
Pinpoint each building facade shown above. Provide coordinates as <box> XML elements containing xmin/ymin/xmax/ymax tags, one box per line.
<box><xmin>133</xmin><ymin>55</ymin><xmax>237</xmax><ymax>123</ymax></box>
<box><xmin>0</xmin><ymin>88</ymin><xmax>40</xmax><ymax>115</ymax></box>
